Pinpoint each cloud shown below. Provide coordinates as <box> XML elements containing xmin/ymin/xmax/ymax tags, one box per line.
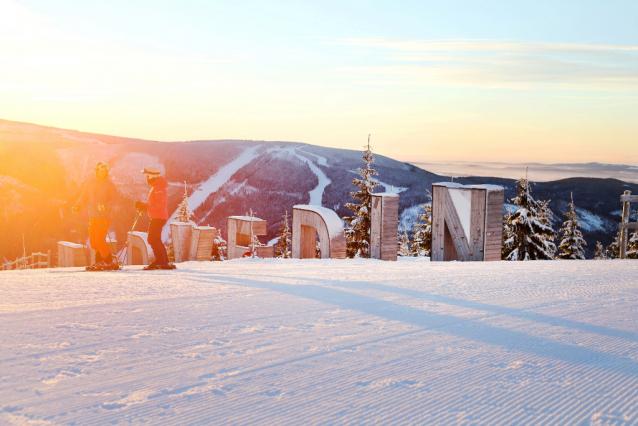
<box><xmin>328</xmin><ymin>38</ymin><xmax>638</xmax><ymax>91</ymax></box>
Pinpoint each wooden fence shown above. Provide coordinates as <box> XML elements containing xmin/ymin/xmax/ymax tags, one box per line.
<box><xmin>1</xmin><ymin>251</ymin><xmax>52</xmax><ymax>271</ymax></box>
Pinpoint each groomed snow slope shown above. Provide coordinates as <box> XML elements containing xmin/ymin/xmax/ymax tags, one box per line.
<box><xmin>2</xmin><ymin>260</ymin><xmax>638</xmax><ymax>425</ymax></box>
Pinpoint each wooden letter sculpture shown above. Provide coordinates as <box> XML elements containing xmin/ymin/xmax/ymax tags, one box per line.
<box><xmin>170</xmin><ymin>222</ymin><xmax>193</xmax><ymax>263</ymax></box>
<box><xmin>619</xmin><ymin>190</ymin><xmax>638</xmax><ymax>259</ymax></box>
<box><xmin>57</xmin><ymin>241</ymin><xmax>88</xmax><ymax>267</ymax></box>
<box><xmin>227</xmin><ymin>216</ymin><xmax>274</xmax><ymax>259</ymax></box>
<box><xmin>431</xmin><ymin>183</ymin><xmax>504</xmax><ymax>262</ymax></box>
<box><xmin>188</xmin><ymin>226</ymin><xmax>221</xmax><ymax>261</ymax></box>
<box><xmin>127</xmin><ymin>232</ymin><xmax>154</xmax><ymax>265</ymax></box>
<box><xmin>370</xmin><ymin>193</ymin><xmax>399</xmax><ymax>261</ymax></box>
<box><xmin>292</xmin><ymin>205</ymin><xmax>346</xmax><ymax>259</ymax></box>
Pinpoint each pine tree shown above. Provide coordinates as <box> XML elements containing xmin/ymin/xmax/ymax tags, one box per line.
<box><xmin>343</xmin><ymin>136</ymin><xmax>380</xmax><ymax>258</ymax></box>
<box><xmin>557</xmin><ymin>194</ymin><xmax>587</xmax><ymax>260</ymax></box>
<box><xmin>503</xmin><ymin>178</ymin><xmax>557</xmax><ymax>260</ymax></box>
<box><xmin>211</xmin><ymin>228</ymin><xmax>227</xmax><ymax>261</ymax></box>
<box><xmin>502</xmin><ymin>210</ymin><xmax>512</xmax><ymax>260</ymax></box>
<box><xmin>275</xmin><ymin>211</ymin><xmax>292</xmax><ymax>259</ymax></box>
<box><xmin>175</xmin><ymin>182</ymin><xmax>194</xmax><ymax>223</ymax></box>
<box><xmin>627</xmin><ymin>230</ymin><xmax>638</xmax><ymax>259</ymax></box>
<box><xmin>412</xmin><ymin>195</ymin><xmax>432</xmax><ymax>257</ymax></box>
<box><xmin>397</xmin><ymin>228</ymin><xmax>412</xmax><ymax>257</ymax></box>
<box><xmin>593</xmin><ymin>242</ymin><xmax>608</xmax><ymax>260</ymax></box>
<box><xmin>606</xmin><ymin>232</ymin><xmax>621</xmax><ymax>259</ymax></box>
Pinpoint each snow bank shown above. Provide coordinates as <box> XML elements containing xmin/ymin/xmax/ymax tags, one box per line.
<box><xmin>2</xmin><ymin>260</ymin><xmax>638</xmax><ymax>425</ymax></box>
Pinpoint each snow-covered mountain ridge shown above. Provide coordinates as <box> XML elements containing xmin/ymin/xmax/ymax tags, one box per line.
<box><xmin>0</xmin><ymin>118</ymin><xmax>636</xmax><ymax>261</ymax></box>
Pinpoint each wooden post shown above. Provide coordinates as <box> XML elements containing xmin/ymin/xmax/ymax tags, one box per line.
<box><xmin>47</xmin><ymin>250</ymin><xmax>51</xmax><ymax>268</ymax></box>
<box><xmin>620</xmin><ymin>190</ymin><xmax>631</xmax><ymax>259</ymax></box>
<box><xmin>249</xmin><ymin>209</ymin><xmax>254</xmax><ymax>258</ymax></box>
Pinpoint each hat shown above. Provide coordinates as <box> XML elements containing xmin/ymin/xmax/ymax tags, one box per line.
<box><xmin>95</xmin><ymin>161</ymin><xmax>110</xmax><ymax>171</ymax></box>
<box><xmin>142</xmin><ymin>167</ymin><xmax>161</xmax><ymax>176</ymax></box>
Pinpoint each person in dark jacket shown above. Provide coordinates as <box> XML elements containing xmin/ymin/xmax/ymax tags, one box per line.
<box><xmin>72</xmin><ymin>161</ymin><xmax>119</xmax><ymax>270</ymax></box>
<box><xmin>135</xmin><ymin>167</ymin><xmax>175</xmax><ymax>270</ymax></box>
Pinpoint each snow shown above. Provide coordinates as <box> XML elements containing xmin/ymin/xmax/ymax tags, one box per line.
<box><xmin>399</xmin><ymin>203</ymin><xmax>428</xmax><ymax>231</ymax></box>
<box><xmin>290</xmin><ymin>148</ymin><xmax>331</xmax><ymax>206</ymax></box>
<box><xmin>293</xmin><ymin>204</ymin><xmax>345</xmax><ymax>237</ymax></box>
<box><xmin>370</xmin><ymin>177</ymin><xmax>408</xmax><ymax>194</ymax></box>
<box><xmin>575</xmin><ymin>207</ymin><xmax>614</xmax><ymax>232</ymax></box>
<box><xmin>297</xmin><ymin>148</ymin><xmax>328</xmax><ymax>166</ymax></box>
<box><xmin>163</xmin><ymin>145</ymin><xmax>262</xmax><ymax>241</ymax></box>
<box><xmin>347</xmin><ymin>170</ymin><xmax>408</xmax><ymax>194</ymax></box>
<box><xmin>447</xmin><ymin>187</ymin><xmax>472</xmax><ymax>238</ymax></box>
<box><xmin>2</xmin><ymin>260</ymin><xmax>638</xmax><ymax>425</ymax></box>
<box><xmin>434</xmin><ymin>182</ymin><xmax>504</xmax><ymax>192</ymax></box>
<box><xmin>57</xmin><ymin>241</ymin><xmax>83</xmax><ymax>248</ymax></box>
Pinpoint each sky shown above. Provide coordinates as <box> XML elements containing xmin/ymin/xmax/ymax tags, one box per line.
<box><xmin>1</xmin><ymin>0</ymin><xmax>637</xmax><ymax>165</ymax></box>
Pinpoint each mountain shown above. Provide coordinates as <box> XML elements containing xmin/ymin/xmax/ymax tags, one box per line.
<box><xmin>0</xmin><ymin>118</ymin><xmax>635</xmax><ymax>262</ymax></box>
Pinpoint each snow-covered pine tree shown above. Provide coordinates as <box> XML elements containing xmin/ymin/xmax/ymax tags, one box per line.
<box><xmin>627</xmin><ymin>230</ymin><xmax>638</xmax><ymax>259</ymax></box>
<box><xmin>412</xmin><ymin>195</ymin><xmax>432</xmax><ymax>257</ymax></box>
<box><xmin>275</xmin><ymin>211</ymin><xmax>292</xmax><ymax>259</ymax></box>
<box><xmin>503</xmin><ymin>177</ymin><xmax>557</xmax><ymax>260</ymax></box>
<box><xmin>211</xmin><ymin>229</ymin><xmax>227</xmax><ymax>261</ymax></box>
<box><xmin>502</xmin><ymin>211</ymin><xmax>512</xmax><ymax>260</ymax></box>
<box><xmin>343</xmin><ymin>136</ymin><xmax>380</xmax><ymax>258</ymax></box>
<box><xmin>175</xmin><ymin>182</ymin><xmax>194</xmax><ymax>223</ymax></box>
<box><xmin>593</xmin><ymin>241</ymin><xmax>608</xmax><ymax>260</ymax></box>
<box><xmin>557</xmin><ymin>194</ymin><xmax>587</xmax><ymax>260</ymax></box>
<box><xmin>397</xmin><ymin>228</ymin><xmax>412</xmax><ymax>257</ymax></box>
<box><xmin>606</xmin><ymin>232</ymin><xmax>621</xmax><ymax>259</ymax></box>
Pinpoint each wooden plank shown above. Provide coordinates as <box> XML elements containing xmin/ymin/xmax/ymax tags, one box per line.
<box><xmin>370</xmin><ymin>196</ymin><xmax>382</xmax><ymax>259</ymax></box>
<box><xmin>443</xmin><ymin>222</ymin><xmax>459</xmax><ymax>261</ymax></box>
<box><xmin>469</xmin><ymin>189</ymin><xmax>486</xmax><ymax>261</ymax></box>
<box><xmin>619</xmin><ymin>222</ymin><xmax>638</xmax><ymax>229</ymax></box>
<box><xmin>484</xmin><ymin>189</ymin><xmax>504</xmax><ymax>261</ymax></box>
<box><xmin>431</xmin><ymin>185</ymin><xmax>446</xmax><ymax>261</ymax></box>
<box><xmin>444</xmin><ymin>188</ymin><xmax>471</xmax><ymax>261</ymax></box>
<box><xmin>291</xmin><ymin>210</ymin><xmax>301</xmax><ymax>258</ymax></box>
<box><xmin>381</xmin><ymin>195</ymin><xmax>399</xmax><ymax>261</ymax></box>
<box><xmin>300</xmin><ymin>225</ymin><xmax>316</xmax><ymax>259</ymax></box>
<box><xmin>620</xmin><ymin>195</ymin><xmax>638</xmax><ymax>202</ymax></box>
<box><xmin>620</xmin><ymin>199</ymin><xmax>631</xmax><ymax>259</ymax></box>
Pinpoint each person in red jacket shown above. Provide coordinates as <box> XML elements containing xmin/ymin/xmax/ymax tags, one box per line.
<box><xmin>72</xmin><ymin>161</ymin><xmax>119</xmax><ymax>270</ymax></box>
<box><xmin>135</xmin><ymin>167</ymin><xmax>175</xmax><ymax>270</ymax></box>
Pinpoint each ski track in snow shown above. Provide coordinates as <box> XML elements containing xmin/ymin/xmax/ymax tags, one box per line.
<box><xmin>2</xmin><ymin>260</ymin><xmax>638</xmax><ymax>425</ymax></box>
<box><xmin>289</xmin><ymin>147</ymin><xmax>331</xmax><ymax>207</ymax></box>
<box><xmin>347</xmin><ymin>169</ymin><xmax>408</xmax><ymax>194</ymax></box>
<box><xmin>163</xmin><ymin>145</ymin><xmax>261</xmax><ymax>240</ymax></box>
<box><xmin>296</xmin><ymin>148</ymin><xmax>328</xmax><ymax>167</ymax></box>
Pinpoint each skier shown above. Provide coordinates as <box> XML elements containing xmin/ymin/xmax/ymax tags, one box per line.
<box><xmin>135</xmin><ymin>167</ymin><xmax>176</xmax><ymax>270</ymax></box>
<box><xmin>72</xmin><ymin>161</ymin><xmax>119</xmax><ymax>270</ymax></box>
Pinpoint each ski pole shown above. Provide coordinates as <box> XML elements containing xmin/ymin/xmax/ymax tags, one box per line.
<box><xmin>75</xmin><ymin>213</ymin><xmax>91</xmax><ymax>266</ymax></box>
<box><xmin>116</xmin><ymin>211</ymin><xmax>142</xmax><ymax>265</ymax></box>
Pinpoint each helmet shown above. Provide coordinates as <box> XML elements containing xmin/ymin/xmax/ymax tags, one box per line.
<box><xmin>95</xmin><ymin>161</ymin><xmax>110</xmax><ymax>171</ymax></box>
<box><xmin>142</xmin><ymin>167</ymin><xmax>161</xmax><ymax>176</ymax></box>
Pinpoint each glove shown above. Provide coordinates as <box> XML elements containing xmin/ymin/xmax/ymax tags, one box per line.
<box><xmin>135</xmin><ymin>201</ymin><xmax>147</xmax><ymax>212</ymax></box>
<box><xmin>71</xmin><ymin>205</ymin><xmax>81</xmax><ymax>214</ymax></box>
<box><xmin>96</xmin><ymin>204</ymin><xmax>106</xmax><ymax>212</ymax></box>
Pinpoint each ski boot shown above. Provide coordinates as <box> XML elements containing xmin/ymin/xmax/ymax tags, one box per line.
<box><xmin>156</xmin><ymin>262</ymin><xmax>177</xmax><ymax>270</ymax></box>
<box><xmin>142</xmin><ymin>261</ymin><xmax>158</xmax><ymax>271</ymax></box>
<box><xmin>86</xmin><ymin>253</ymin><xmax>104</xmax><ymax>271</ymax></box>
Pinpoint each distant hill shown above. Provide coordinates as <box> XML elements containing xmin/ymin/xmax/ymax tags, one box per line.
<box><xmin>1</xmin><ymin>118</ymin><xmax>635</xmax><ymax>262</ymax></box>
